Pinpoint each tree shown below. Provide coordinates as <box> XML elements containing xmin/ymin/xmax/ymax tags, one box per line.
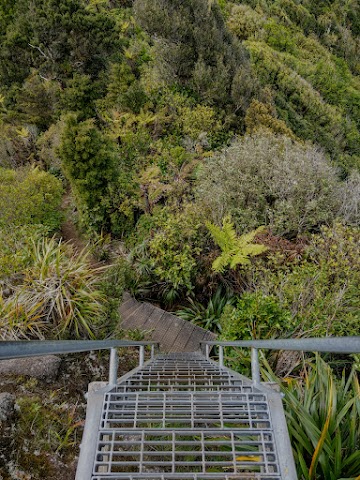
<box><xmin>134</xmin><ymin>0</ymin><xmax>254</xmax><ymax>113</ymax></box>
<box><xmin>59</xmin><ymin>115</ymin><xmax>118</xmax><ymax>232</ymax></box>
<box><xmin>0</xmin><ymin>0</ymin><xmax>120</xmax><ymax>87</ymax></box>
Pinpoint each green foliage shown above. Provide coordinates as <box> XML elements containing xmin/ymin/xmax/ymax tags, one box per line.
<box><xmin>175</xmin><ymin>287</ymin><xmax>236</xmax><ymax>333</ymax></box>
<box><xmin>134</xmin><ymin>0</ymin><xmax>254</xmax><ymax>115</ymax></box>
<box><xmin>0</xmin><ymin>166</ymin><xmax>63</xmax><ymax>231</ymax></box>
<box><xmin>224</xmin><ymin>0</ymin><xmax>360</xmax><ymax>169</ymax></box>
<box><xmin>130</xmin><ymin>204</ymin><xmax>204</xmax><ymax>304</ymax></box>
<box><xmin>98</xmin><ymin>257</ymin><xmax>130</xmax><ymax>335</ymax></box>
<box><xmin>0</xmin><ymin>0</ymin><xmax>121</xmax><ymax>87</ymax></box>
<box><xmin>59</xmin><ymin>114</ymin><xmax>118</xmax><ymax>233</ymax></box>
<box><xmin>197</xmin><ymin>132</ymin><xmax>344</xmax><ymax>235</ymax></box>
<box><xmin>219</xmin><ymin>291</ymin><xmax>294</xmax><ymax>375</ymax></box>
<box><xmin>263</xmin><ymin>355</ymin><xmax>360</xmax><ymax>480</ymax></box>
<box><xmin>12</xmin><ymin>70</ymin><xmax>60</xmax><ymax>130</ymax></box>
<box><xmin>0</xmin><ymin>225</ymin><xmax>47</xmax><ymax>280</ymax></box>
<box><xmin>252</xmin><ymin>224</ymin><xmax>360</xmax><ymax>337</ymax></box>
<box><xmin>207</xmin><ymin>216</ymin><xmax>267</xmax><ymax>272</ymax></box>
<box><xmin>59</xmin><ymin>74</ymin><xmax>104</xmax><ymax>120</ymax></box>
<box><xmin>0</xmin><ymin>239</ymin><xmax>107</xmax><ymax>340</ymax></box>
<box><xmin>0</xmin><ymin>123</ymin><xmax>39</xmax><ymax>168</ymax></box>
<box><xmin>220</xmin><ymin>291</ymin><xmax>294</xmax><ymax>340</ymax></box>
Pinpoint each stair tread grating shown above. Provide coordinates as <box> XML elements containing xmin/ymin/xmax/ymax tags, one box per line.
<box><xmin>90</xmin><ymin>354</ymin><xmax>282</xmax><ymax>480</ymax></box>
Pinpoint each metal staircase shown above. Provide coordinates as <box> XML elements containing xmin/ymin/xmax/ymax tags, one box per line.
<box><xmin>3</xmin><ymin>337</ymin><xmax>360</xmax><ymax>480</ymax></box>
<box><xmin>77</xmin><ymin>352</ymin><xmax>296</xmax><ymax>480</ymax></box>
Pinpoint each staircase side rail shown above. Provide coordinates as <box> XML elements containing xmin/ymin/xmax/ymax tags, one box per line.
<box><xmin>0</xmin><ymin>340</ymin><xmax>160</xmax><ymax>384</ymax></box>
<box><xmin>201</xmin><ymin>336</ymin><xmax>360</xmax><ymax>353</ymax></box>
<box><xmin>0</xmin><ymin>339</ymin><xmax>158</xmax><ymax>360</ymax></box>
<box><xmin>201</xmin><ymin>336</ymin><xmax>360</xmax><ymax>384</ymax></box>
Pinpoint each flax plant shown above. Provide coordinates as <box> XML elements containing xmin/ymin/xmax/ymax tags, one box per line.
<box><xmin>263</xmin><ymin>355</ymin><xmax>360</xmax><ymax>480</ymax></box>
<box><xmin>0</xmin><ymin>238</ymin><xmax>106</xmax><ymax>339</ymax></box>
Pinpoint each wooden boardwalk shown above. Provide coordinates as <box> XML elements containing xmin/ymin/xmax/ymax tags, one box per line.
<box><xmin>120</xmin><ymin>293</ymin><xmax>216</xmax><ymax>352</ymax></box>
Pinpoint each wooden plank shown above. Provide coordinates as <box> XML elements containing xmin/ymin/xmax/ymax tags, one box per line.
<box><xmin>127</xmin><ymin>303</ymin><xmax>156</xmax><ymax>331</ymax></box>
<box><xmin>170</xmin><ymin>321</ymin><xmax>198</xmax><ymax>352</ymax></box>
<box><xmin>158</xmin><ymin>313</ymin><xmax>187</xmax><ymax>351</ymax></box>
<box><xmin>120</xmin><ymin>303</ymin><xmax>149</xmax><ymax>329</ymax></box>
<box><xmin>140</xmin><ymin>307</ymin><xmax>166</xmax><ymax>338</ymax></box>
<box><xmin>119</xmin><ymin>297</ymin><xmax>140</xmax><ymax>318</ymax></box>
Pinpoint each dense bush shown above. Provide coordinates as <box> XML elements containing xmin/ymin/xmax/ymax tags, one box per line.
<box><xmin>220</xmin><ymin>291</ymin><xmax>294</xmax><ymax>341</ymax></box>
<box><xmin>0</xmin><ymin>166</ymin><xmax>63</xmax><ymax>231</ymax></box>
<box><xmin>252</xmin><ymin>224</ymin><xmax>360</xmax><ymax>337</ymax></box>
<box><xmin>196</xmin><ymin>132</ymin><xmax>344</xmax><ymax>236</ymax></box>
<box><xmin>129</xmin><ymin>204</ymin><xmax>205</xmax><ymax>304</ymax></box>
<box><xmin>134</xmin><ymin>0</ymin><xmax>254</xmax><ymax>115</ymax></box>
<box><xmin>59</xmin><ymin>115</ymin><xmax>118</xmax><ymax>233</ymax></box>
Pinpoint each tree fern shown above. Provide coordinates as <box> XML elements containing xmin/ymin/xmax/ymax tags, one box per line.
<box><xmin>206</xmin><ymin>216</ymin><xmax>267</xmax><ymax>273</ymax></box>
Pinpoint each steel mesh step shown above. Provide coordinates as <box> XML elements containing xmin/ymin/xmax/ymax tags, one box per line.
<box><xmin>90</xmin><ymin>353</ymin><xmax>282</xmax><ymax>480</ymax></box>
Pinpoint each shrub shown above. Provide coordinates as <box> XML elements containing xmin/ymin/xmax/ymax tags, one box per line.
<box><xmin>59</xmin><ymin>115</ymin><xmax>118</xmax><ymax>233</ymax></box>
<box><xmin>129</xmin><ymin>204</ymin><xmax>204</xmax><ymax>304</ymax></box>
<box><xmin>252</xmin><ymin>224</ymin><xmax>360</xmax><ymax>337</ymax></box>
<box><xmin>134</xmin><ymin>0</ymin><xmax>252</xmax><ymax>112</ymax></box>
<box><xmin>196</xmin><ymin>132</ymin><xmax>342</xmax><ymax>236</ymax></box>
<box><xmin>0</xmin><ymin>166</ymin><xmax>63</xmax><ymax>231</ymax></box>
<box><xmin>220</xmin><ymin>291</ymin><xmax>294</xmax><ymax>341</ymax></box>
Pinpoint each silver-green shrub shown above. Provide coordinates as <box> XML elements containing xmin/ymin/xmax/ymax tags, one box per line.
<box><xmin>196</xmin><ymin>132</ymin><xmax>342</xmax><ymax>235</ymax></box>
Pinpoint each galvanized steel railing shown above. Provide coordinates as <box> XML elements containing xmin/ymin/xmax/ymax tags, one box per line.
<box><xmin>0</xmin><ymin>340</ymin><xmax>159</xmax><ymax>384</ymax></box>
<box><xmin>201</xmin><ymin>336</ymin><xmax>360</xmax><ymax>385</ymax></box>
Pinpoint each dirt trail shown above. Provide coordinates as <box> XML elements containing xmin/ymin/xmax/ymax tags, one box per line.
<box><xmin>60</xmin><ymin>193</ymin><xmax>87</xmax><ymax>253</ymax></box>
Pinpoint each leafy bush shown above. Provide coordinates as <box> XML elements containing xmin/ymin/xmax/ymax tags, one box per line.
<box><xmin>252</xmin><ymin>224</ymin><xmax>360</xmax><ymax>337</ymax></box>
<box><xmin>0</xmin><ymin>238</ymin><xmax>106</xmax><ymax>340</ymax></box>
<box><xmin>129</xmin><ymin>204</ymin><xmax>204</xmax><ymax>304</ymax></box>
<box><xmin>218</xmin><ymin>292</ymin><xmax>294</xmax><ymax>376</ymax></box>
<box><xmin>134</xmin><ymin>0</ymin><xmax>253</xmax><ymax>113</ymax></box>
<box><xmin>196</xmin><ymin>132</ymin><xmax>343</xmax><ymax>236</ymax></box>
<box><xmin>59</xmin><ymin>115</ymin><xmax>118</xmax><ymax>233</ymax></box>
<box><xmin>220</xmin><ymin>291</ymin><xmax>294</xmax><ymax>341</ymax></box>
<box><xmin>263</xmin><ymin>355</ymin><xmax>360</xmax><ymax>480</ymax></box>
<box><xmin>0</xmin><ymin>166</ymin><xmax>63</xmax><ymax>231</ymax></box>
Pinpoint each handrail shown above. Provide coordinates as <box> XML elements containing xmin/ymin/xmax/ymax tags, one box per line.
<box><xmin>201</xmin><ymin>336</ymin><xmax>360</xmax><ymax>354</ymax></box>
<box><xmin>0</xmin><ymin>340</ymin><xmax>160</xmax><ymax>384</ymax></box>
<box><xmin>201</xmin><ymin>337</ymin><xmax>360</xmax><ymax>385</ymax></box>
<box><xmin>0</xmin><ymin>340</ymin><xmax>158</xmax><ymax>360</ymax></box>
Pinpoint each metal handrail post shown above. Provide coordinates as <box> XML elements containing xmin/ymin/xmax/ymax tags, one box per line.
<box><xmin>139</xmin><ymin>345</ymin><xmax>145</xmax><ymax>367</ymax></box>
<box><xmin>251</xmin><ymin>347</ymin><xmax>261</xmax><ymax>385</ymax></box>
<box><xmin>108</xmin><ymin>347</ymin><xmax>119</xmax><ymax>385</ymax></box>
<box><xmin>218</xmin><ymin>345</ymin><xmax>224</xmax><ymax>368</ymax></box>
<box><xmin>205</xmin><ymin>344</ymin><xmax>210</xmax><ymax>360</ymax></box>
<box><xmin>151</xmin><ymin>344</ymin><xmax>155</xmax><ymax>360</ymax></box>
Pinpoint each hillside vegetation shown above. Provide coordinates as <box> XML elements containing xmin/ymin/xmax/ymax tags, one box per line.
<box><xmin>0</xmin><ymin>0</ymin><xmax>359</xmax><ymax>352</ymax></box>
<box><xmin>0</xmin><ymin>1</ymin><xmax>359</xmax><ymax>478</ymax></box>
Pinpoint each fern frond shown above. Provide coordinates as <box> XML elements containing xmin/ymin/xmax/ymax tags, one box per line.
<box><xmin>207</xmin><ymin>217</ymin><xmax>267</xmax><ymax>272</ymax></box>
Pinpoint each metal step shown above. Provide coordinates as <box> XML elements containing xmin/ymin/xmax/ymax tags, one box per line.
<box><xmin>77</xmin><ymin>353</ymin><xmax>296</xmax><ymax>480</ymax></box>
